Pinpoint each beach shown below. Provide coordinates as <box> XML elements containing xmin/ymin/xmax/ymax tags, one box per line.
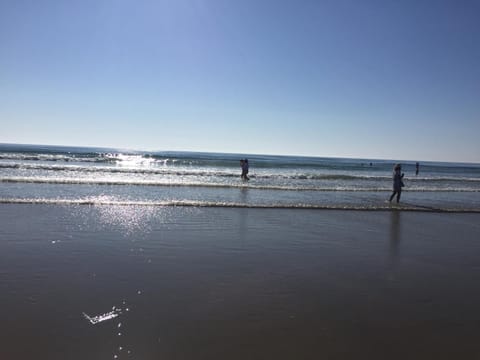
<box><xmin>2</xmin><ymin>0</ymin><xmax>480</xmax><ymax>357</ymax></box>
<box><xmin>1</xmin><ymin>203</ymin><xmax>480</xmax><ymax>359</ymax></box>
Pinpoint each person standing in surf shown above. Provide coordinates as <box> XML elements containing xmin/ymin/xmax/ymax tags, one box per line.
<box><xmin>240</xmin><ymin>159</ymin><xmax>250</xmax><ymax>181</ymax></box>
<box><xmin>389</xmin><ymin>164</ymin><xmax>404</xmax><ymax>203</ymax></box>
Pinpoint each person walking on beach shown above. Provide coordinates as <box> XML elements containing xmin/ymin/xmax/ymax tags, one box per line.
<box><xmin>240</xmin><ymin>159</ymin><xmax>250</xmax><ymax>180</ymax></box>
<box><xmin>389</xmin><ymin>164</ymin><xmax>404</xmax><ymax>203</ymax></box>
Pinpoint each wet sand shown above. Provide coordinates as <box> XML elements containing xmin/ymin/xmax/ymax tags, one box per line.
<box><xmin>1</xmin><ymin>204</ymin><xmax>480</xmax><ymax>359</ymax></box>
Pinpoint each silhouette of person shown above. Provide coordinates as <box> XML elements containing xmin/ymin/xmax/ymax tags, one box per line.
<box><xmin>240</xmin><ymin>159</ymin><xmax>249</xmax><ymax>180</ymax></box>
<box><xmin>415</xmin><ymin>162</ymin><xmax>419</xmax><ymax>176</ymax></box>
<box><xmin>389</xmin><ymin>164</ymin><xmax>404</xmax><ymax>203</ymax></box>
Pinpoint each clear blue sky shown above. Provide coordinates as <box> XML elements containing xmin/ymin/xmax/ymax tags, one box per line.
<box><xmin>1</xmin><ymin>0</ymin><xmax>479</xmax><ymax>162</ymax></box>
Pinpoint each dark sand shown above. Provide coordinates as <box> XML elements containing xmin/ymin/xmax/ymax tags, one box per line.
<box><xmin>1</xmin><ymin>204</ymin><xmax>480</xmax><ymax>359</ymax></box>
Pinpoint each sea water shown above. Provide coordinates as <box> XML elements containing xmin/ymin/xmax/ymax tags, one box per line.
<box><xmin>2</xmin><ymin>143</ymin><xmax>480</xmax><ymax>359</ymax></box>
<box><xmin>1</xmin><ymin>143</ymin><xmax>479</xmax><ymax>212</ymax></box>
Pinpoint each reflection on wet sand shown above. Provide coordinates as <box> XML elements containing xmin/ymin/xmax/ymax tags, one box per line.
<box><xmin>2</xmin><ymin>205</ymin><xmax>480</xmax><ymax>359</ymax></box>
<box><xmin>388</xmin><ymin>210</ymin><xmax>401</xmax><ymax>279</ymax></box>
<box><xmin>238</xmin><ymin>188</ymin><xmax>249</xmax><ymax>245</ymax></box>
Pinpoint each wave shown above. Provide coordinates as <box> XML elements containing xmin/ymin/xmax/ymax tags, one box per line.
<box><xmin>0</xmin><ymin>163</ymin><xmax>388</xmax><ymax>180</ymax></box>
<box><xmin>0</xmin><ymin>153</ymin><xmax>115</xmax><ymax>163</ymax></box>
<box><xmin>1</xmin><ymin>176</ymin><xmax>479</xmax><ymax>192</ymax></box>
<box><xmin>2</xmin><ymin>145</ymin><xmax>480</xmax><ymax>173</ymax></box>
<box><xmin>0</xmin><ymin>163</ymin><xmax>238</xmax><ymax>177</ymax></box>
<box><xmin>2</xmin><ymin>163</ymin><xmax>480</xmax><ymax>183</ymax></box>
<box><xmin>0</xmin><ymin>152</ymin><xmax>230</xmax><ymax>167</ymax></box>
<box><xmin>0</xmin><ymin>197</ymin><xmax>478</xmax><ymax>213</ymax></box>
<box><xmin>0</xmin><ymin>176</ymin><xmax>381</xmax><ymax>191</ymax></box>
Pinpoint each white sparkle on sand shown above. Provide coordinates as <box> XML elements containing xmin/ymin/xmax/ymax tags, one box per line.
<box><xmin>83</xmin><ymin>308</ymin><xmax>121</xmax><ymax>324</ymax></box>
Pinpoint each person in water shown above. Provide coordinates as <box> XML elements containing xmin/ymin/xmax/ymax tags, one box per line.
<box><xmin>389</xmin><ymin>164</ymin><xmax>404</xmax><ymax>203</ymax></box>
<box><xmin>416</xmin><ymin>162</ymin><xmax>420</xmax><ymax>176</ymax></box>
<box><xmin>240</xmin><ymin>159</ymin><xmax>244</xmax><ymax>178</ymax></box>
<box><xmin>240</xmin><ymin>159</ymin><xmax>249</xmax><ymax>180</ymax></box>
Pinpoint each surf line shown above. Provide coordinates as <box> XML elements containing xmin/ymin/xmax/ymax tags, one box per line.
<box><xmin>1</xmin><ymin>198</ymin><xmax>479</xmax><ymax>213</ymax></box>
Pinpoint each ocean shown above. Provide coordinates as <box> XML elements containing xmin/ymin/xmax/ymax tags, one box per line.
<box><xmin>1</xmin><ymin>143</ymin><xmax>479</xmax><ymax>211</ymax></box>
<box><xmin>2</xmin><ymin>143</ymin><xmax>480</xmax><ymax>359</ymax></box>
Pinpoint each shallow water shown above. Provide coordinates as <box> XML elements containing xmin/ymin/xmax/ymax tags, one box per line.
<box><xmin>1</xmin><ymin>144</ymin><xmax>479</xmax><ymax>212</ymax></box>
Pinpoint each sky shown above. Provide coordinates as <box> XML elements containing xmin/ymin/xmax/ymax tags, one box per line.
<box><xmin>1</xmin><ymin>0</ymin><xmax>479</xmax><ymax>162</ymax></box>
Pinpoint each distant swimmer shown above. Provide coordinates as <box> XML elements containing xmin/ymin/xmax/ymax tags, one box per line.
<box><xmin>240</xmin><ymin>159</ymin><xmax>250</xmax><ymax>181</ymax></box>
<box><xmin>416</xmin><ymin>162</ymin><xmax>420</xmax><ymax>176</ymax></box>
<box><xmin>389</xmin><ymin>164</ymin><xmax>405</xmax><ymax>203</ymax></box>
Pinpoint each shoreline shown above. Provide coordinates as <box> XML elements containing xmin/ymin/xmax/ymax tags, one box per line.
<box><xmin>0</xmin><ymin>199</ymin><xmax>479</xmax><ymax>213</ymax></box>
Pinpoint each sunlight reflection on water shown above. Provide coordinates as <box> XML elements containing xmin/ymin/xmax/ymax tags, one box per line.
<box><xmin>78</xmin><ymin>195</ymin><xmax>171</xmax><ymax>236</ymax></box>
